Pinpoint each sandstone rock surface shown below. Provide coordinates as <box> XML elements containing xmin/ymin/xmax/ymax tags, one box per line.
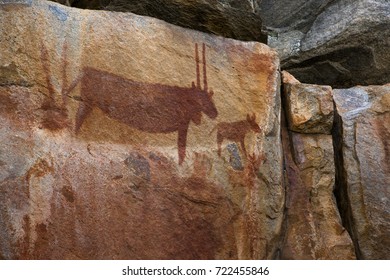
<box><xmin>281</xmin><ymin>74</ymin><xmax>355</xmax><ymax>259</ymax></box>
<box><xmin>50</xmin><ymin>0</ymin><xmax>267</xmax><ymax>43</ymax></box>
<box><xmin>281</xmin><ymin>128</ymin><xmax>356</xmax><ymax>259</ymax></box>
<box><xmin>0</xmin><ymin>0</ymin><xmax>282</xmax><ymax>259</ymax></box>
<box><xmin>333</xmin><ymin>85</ymin><xmax>390</xmax><ymax>259</ymax></box>
<box><xmin>264</xmin><ymin>0</ymin><xmax>390</xmax><ymax>87</ymax></box>
<box><xmin>283</xmin><ymin>75</ymin><xmax>333</xmax><ymax>134</ymax></box>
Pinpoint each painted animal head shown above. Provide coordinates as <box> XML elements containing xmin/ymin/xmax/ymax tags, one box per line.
<box><xmin>191</xmin><ymin>43</ymin><xmax>218</xmax><ymax>123</ymax></box>
<box><xmin>246</xmin><ymin>113</ymin><xmax>261</xmax><ymax>133</ymax></box>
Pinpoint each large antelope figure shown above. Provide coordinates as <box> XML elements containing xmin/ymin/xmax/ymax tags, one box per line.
<box><xmin>65</xmin><ymin>43</ymin><xmax>217</xmax><ymax>165</ymax></box>
<box><xmin>213</xmin><ymin>113</ymin><xmax>261</xmax><ymax>157</ymax></box>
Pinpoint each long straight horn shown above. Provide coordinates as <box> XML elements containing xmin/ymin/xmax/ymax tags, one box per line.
<box><xmin>40</xmin><ymin>44</ymin><xmax>55</xmax><ymax>100</ymax></box>
<box><xmin>195</xmin><ymin>43</ymin><xmax>200</xmax><ymax>89</ymax></box>
<box><xmin>202</xmin><ymin>43</ymin><xmax>208</xmax><ymax>92</ymax></box>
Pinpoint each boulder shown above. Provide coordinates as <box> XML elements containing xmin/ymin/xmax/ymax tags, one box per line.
<box><xmin>0</xmin><ymin>0</ymin><xmax>282</xmax><ymax>259</ymax></box>
<box><xmin>263</xmin><ymin>0</ymin><xmax>390</xmax><ymax>87</ymax></box>
<box><xmin>333</xmin><ymin>84</ymin><xmax>390</xmax><ymax>259</ymax></box>
<box><xmin>283</xmin><ymin>75</ymin><xmax>334</xmax><ymax>134</ymax></box>
<box><xmin>49</xmin><ymin>0</ymin><xmax>267</xmax><ymax>42</ymax></box>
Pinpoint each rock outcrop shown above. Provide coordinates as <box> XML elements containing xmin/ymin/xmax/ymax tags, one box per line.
<box><xmin>283</xmin><ymin>80</ymin><xmax>333</xmax><ymax>134</ymax></box>
<box><xmin>333</xmin><ymin>84</ymin><xmax>390</xmax><ymax>259</ymax></box>
<box><xmin>263</xmin><ymin>0</ymin><xmax>390</xmax><ymax>88</ymax></box>
<box><xmin>0</xmin><ymin>0</ymin><xmax>282</xmax><ymax>259</ymax></box>
<box><xmin>49</xmin><ymin>0</ymin><xmax>267</xmax><ymax>43</ymax></box>
<box><xmin>1</xmin><ymin>0</ymin><xmax>389</xmax><ymax>261</ymax></box>
<box><xmin>281</xmin><ymin>73</ymin><xmax>356</xmax><ymax>259</ymax></box>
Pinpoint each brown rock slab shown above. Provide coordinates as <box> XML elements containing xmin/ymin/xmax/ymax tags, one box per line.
<box><xmin>333</xmin><ymin>85</ymin><xmax>390</xmax><ymax>259</ymax></box>
<box><xmin>281</xmin><ymin>121</ymin><xmax>355</xmax><ymax>259</ymax></box>
<box><xmin>0</xmin><ymin>0</ymin><xmax>282</xmax><ymax>259</ymax></box>
<box><xmin>283</xmin><ymin>82</ymin><xmax>334</xmax><ymax>134</ymax></box>
<box><xmin>281</xmin><ymin>70</ymin><xmax>300</xmax><ymax>85</ymax></box>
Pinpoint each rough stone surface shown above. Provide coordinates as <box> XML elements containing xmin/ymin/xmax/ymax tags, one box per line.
<box><xmin>333</xmin><ymin>85</ymin><xmax>390</xmax><ymax>259</ymax></box>
<box><xmin>0</xmin><ymin>0</ymin><xmax>32</xmax><ymax>4</ymax></box>
<box><xmin>281</xmin><ymin>70</ymin><xmax>299</xmax><ymax>85</ymax></box>
<box><xmin>49</xmin><ymin>0</ymin><xmax>267</xmax><ymax>43</ymax></box>
<box><xmin>258</xmin><ymin>0</ymin><xmax>334</xmax><ymax>32</ymax></box>
<box><xmin>0</xmin><ymin>0</ymin><xmax>282</xmax><ymax>259</ymax></box>
<box><xmin>280</xmin><ymin>119</ymin><xmax>355</xmax><ymax>259</ymax></box>
<box><xmin>264</xmin><ymin>0</ymin><xmax>390</xmax><ymax>87</ymax></box>
<box><xmin>283</xmin><ymin>81</ymin><xmax>334</xmax><ymax>134</ymax></box>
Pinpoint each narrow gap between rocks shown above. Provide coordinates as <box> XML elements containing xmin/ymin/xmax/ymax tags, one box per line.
<box><xmin>332</xmin><ymin>107</ymin><xmax>361</xmax><ymax>259</ymax></box>
<box><xmin>278</xmin><ymin>74</ymin><xmax>293</xmax><ymax>259</ymax></box>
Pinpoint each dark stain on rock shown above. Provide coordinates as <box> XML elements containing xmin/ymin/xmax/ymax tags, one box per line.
<box><xmin>61</xmin><ymin>185</ymin><xmax>75</xmax><ymax>203</ymax></box>
<box><xmin>125</xmin><ymin>153</ymin><xmax>151</xmax><ymax>181</ymax></box>
<box><xmin>112</xmin><ymin>174</ymin><xmax>123</xmax><ymax>180</ymax></box>
<box><xmin>48</xmin><ymin>4</ymin><xmax>68</xmax><ymax>21</ymax></box>
<box><xmin>0</xmin><ymin>62</ymin><xmax>31</xmax><ymax>87</ymax></box>
<box><xmin>227</xmin><ymin>143</ymin><xmax>244</xmax><ymax>171</ymax></box>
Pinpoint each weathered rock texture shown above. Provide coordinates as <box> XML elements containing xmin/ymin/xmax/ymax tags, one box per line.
<box><xmin>284</xmin><ymin>82</ymin><xmax>333</xmax><ymax>134</ymax></box>
<box><xmin>0</xmin><ymin>0</ymin><xmax>282</xmax><ymax>259</ymax></box>
<box><xmin>263</xmin><ymin>0</ymin><xmax>390</xmax><ymax>88</ymax></box>
<box><xmin>333</xmin><ymin>85</ymin><xmax>390</xmax><ymax>259</ymax></box>
<box><xmin>281</xmin><ymin>129</ymin><xmax>356</xmax><ymax>259</ymax></box>
<box><xmin>281</xmin><ymin>74</ymin><xmax>356</xmax><ymax>259</ymax></box>
<box><xmin>49</xmin><ymin>0</ymin><xmax>267</xmax><ymax>43</ymax></box>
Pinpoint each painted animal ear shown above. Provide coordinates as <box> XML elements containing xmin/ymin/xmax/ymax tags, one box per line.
<box><xmin>208</xmin><ymin>88</ymin><xmax>214</xmax><ymax>97</ymax></box>
<box><xmin>192</xmin><ymin>81</ymin><xmax>195</xmax><ymax>88</ymax></box>
<box><xmin>246</xmin><ymin>114</ymin><xmax>251</xmax><ymax>121</ymax></box>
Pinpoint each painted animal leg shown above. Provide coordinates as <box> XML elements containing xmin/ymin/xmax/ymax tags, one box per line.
<box><xmin>240</xmin><ymin>139</ymin><xmax>247</xmax><ymax>157</ymax></box>
<box><xmin>178</xmin><ymin>123</ymin><xmax>189</xmax><ymax>165</ymax></box>
<box><xmin>75</xmin><ymin>102</ymin><xmax>92</xmax><ymax>134</ymax></box>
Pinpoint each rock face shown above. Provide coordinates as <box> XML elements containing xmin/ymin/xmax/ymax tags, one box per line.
<box><xmin>50</xmin><ymin>0</ymin><xmax>267</xmax><ymax>43</ymax></box>
<box><xmin>333</xmin><ymin>85</ymin><xmax>390</xmax><ymax>259</ymax></box>
<box><xmin>281</xmin><ymin>73</ymin><xmax>356</xmax><ymax>259</ymax></box>
<box><xmin>283</xmin><ymin>82</ymin><xmax>333</xmax><ymax>134</ymax></box>
<box><xmin>0</xmin><ymin>0</ymin><xmax>282</xmax><ymax>259</ymax></box>
<box><xmin>263</xmin><ymin>0</ymin><xmax>390</xmax><ymax>87</ymax></box>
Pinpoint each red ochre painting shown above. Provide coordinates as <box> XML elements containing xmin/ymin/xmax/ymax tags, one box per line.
<box><xmin>40</xmin><ymin>42</ymin><xmax>263</xmax><ymax>165</ymax></box>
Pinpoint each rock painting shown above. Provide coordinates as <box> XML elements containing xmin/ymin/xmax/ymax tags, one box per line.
<box><xmin>66</xmin><ymin>43</ymin><xmax>218</xmax><ymax>165</ymax></box>
<box><xmin>213</xmin><ymin>113</ymin><xmax>262</xmax><ymax>157</ymax></box>
<box><xmin>40</xmin><ymin>43</ymin><xmax>69</xmax><ymax>130</ymax></box>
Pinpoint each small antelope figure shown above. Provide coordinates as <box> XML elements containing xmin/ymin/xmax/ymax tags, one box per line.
<box><xmin>214</xmin><ymin>113</ymin><xmax>261</xmax><ymax>157</ymax></box>
<box><xmin>64</xmin><ymin>43</ymin><xmax>218</xmax><ymax>165</ymax></box>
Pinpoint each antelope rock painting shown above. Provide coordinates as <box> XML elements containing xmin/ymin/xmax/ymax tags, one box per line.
<box><xmin>213</xmin><ymin>113</ymin><xmax>262</xmax><ymax>157</ymax></box>
<box><xmin>65</xmin><ymin>43</ymin><xmax>218</xmax><ymax>164</ymax></box>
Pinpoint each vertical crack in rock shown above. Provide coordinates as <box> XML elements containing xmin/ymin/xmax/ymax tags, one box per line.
<box><xmin>332</xmin><ymin>85</ymin><xmax>390</xmax><ymax>259</ymax></box>
<box><xmin>332</xmin><ymin>109</ymin><xmax>361</xmax><ymax>259</ymax></box>
<box><xmin>280</xmin><ymin>72</ymin><xmax>356</xmax><ymax>259</ymax></box>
